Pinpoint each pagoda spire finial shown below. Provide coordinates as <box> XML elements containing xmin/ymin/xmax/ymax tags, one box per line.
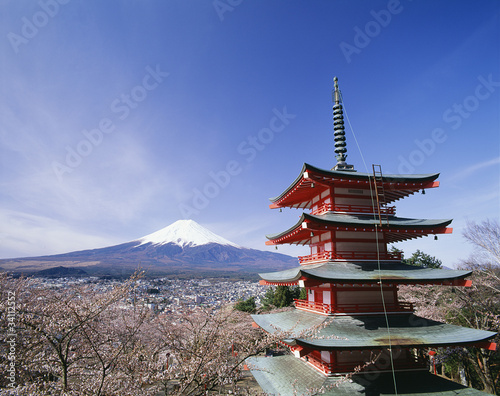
<box><xmin>333</xmin><ymin>76</ymin><xmax>341</xmax><ymax>105</ymax></box>
<box><xmin>332</xmin><ymin>77</ymin><xmax>354</xmax><ymax>171</ymax></box>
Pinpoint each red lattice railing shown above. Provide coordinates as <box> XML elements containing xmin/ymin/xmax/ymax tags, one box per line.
<box><xmin>306</xmin><ymin>354</ymin><xmax>427</xmax><ymax>375</ymax></box>
<box><xmin>293</xmin><ymin>299</ymin><xmax>413</xmax><ymax>315</ymax></box>
<box><xmin>310</xmin><ymin>203</ymin><xmax>395</xmax><ymax>216</ymax></box>
<box><xmin>298</xmin><ymin>250</ymin><xmax>402</xmax><ymax>264</ymax></box>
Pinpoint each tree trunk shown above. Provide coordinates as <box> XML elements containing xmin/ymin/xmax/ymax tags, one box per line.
<box><xmin>467</xmin><ymin>349</ymin><xmax>495</xmax><ymax>394</ymax></box>
<box><xmin>62</xmin><ymin>362</ymin><xmax>68</xmax><ymax>390</ymax></box>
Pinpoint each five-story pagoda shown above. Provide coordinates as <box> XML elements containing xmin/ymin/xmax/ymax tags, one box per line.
<box><xmin>247</xmin><ymin>78</ymin><xmax>496</xmax><ymax>395</ymax></box>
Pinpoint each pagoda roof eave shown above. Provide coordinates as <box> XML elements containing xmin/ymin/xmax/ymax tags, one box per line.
<box><xmin>269</xmin><ymin>163</ymin><xmax>440</xmax><ymax>205</ymax></box>
<box><xmin>305</xmin><ymin>212</ymin><xmax>453</xmax><ymax>229</ymax></box>
<box><xmin>266</xmin><ymin>213</ymin><xmax>453</xmax><ymax>245</ymax></box>
<box><xmin>251</xmin><ymin>310</ymin><xmax>496</xmax><ymax>350</ymax></box>
<box><xmin>269</xmin><ymin>163</ymin><xmax>310</xmax><ymax>204</ymax></box>
<box><xmin>259</xmin><ymin>262</ymin><xmax>472</xmax><ymax>284</ymax></box>
<box><xmin>247</xmin><ymin>355</ymin><xmax>489</xmax><ymax>395</ymax></box>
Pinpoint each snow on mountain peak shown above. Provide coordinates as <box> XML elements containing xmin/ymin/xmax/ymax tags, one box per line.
<box><xmin>137</xmin><ymin>220</ymin><xmax>240</xmax><ymax>248</ymax></box>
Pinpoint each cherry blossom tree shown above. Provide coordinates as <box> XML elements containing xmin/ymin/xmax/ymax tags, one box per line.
<box><xmin>0</xmin><ymin>272</ymin><xmax>157</xmax><ymax>395</ymax></box>
<box><xmin>142</xmin><ymin>307</ymin><xmax>277</xmax><ymax>395</ymax></box>
<box><xmin>1</xmin><ymin>272</ymin><xmax>280</xmax><ymax>395</ymax></box>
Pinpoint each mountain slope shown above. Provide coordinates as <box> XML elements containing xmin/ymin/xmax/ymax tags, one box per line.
<box><xmin>0</xmin><ymin>220</ymin><xmax>297</xmax><ymax>278</ymax></box>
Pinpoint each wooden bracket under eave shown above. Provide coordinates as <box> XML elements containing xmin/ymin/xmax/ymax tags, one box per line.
<box><xmin>453</xmin><ymin>279</ymin><xmax>472</xmax><ymax>287</ymax></box>
<box><xmin>425</xmin><ymin>181</ymin><xmax>440</xmax><ymax>189</ymax></box>
<box><xmin>475</xmin><ymin>341</ymin><xmax>497</xmax><ymax>351</ymax></box>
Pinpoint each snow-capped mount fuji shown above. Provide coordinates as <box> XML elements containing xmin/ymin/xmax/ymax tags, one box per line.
<box><xmin>0</xmin><ymin>220</ymin><xmax>296</xmax><ymax>278</ymax></box>
<box><xmin>137</xmin><ymin>220</ymin><xmax>240</xmax><ymax>248</ymax></box>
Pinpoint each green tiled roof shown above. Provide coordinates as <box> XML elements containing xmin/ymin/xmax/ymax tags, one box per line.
<box><xmin>270</xmin><ymin>163</ymin><xmax>440</xmax><ymax>203</ymax></box>
<box><xmin>251</xmin><ymin>310</ymin><xmax>496</xmax><ymax>349</ymax></box>
<box><xmin>259</xmin><ymin>261</ymin><xmax>471</xmax><ymax>284</ymax></box>
<box><xmin>307</xmin><ymin>213</ymin><xmax>452</xmax><ymax>228</ymax></box>
<box><xmin>247</xmin><ymin>355</ymin><xmax>488</xmax><ymax>395</ymax></box>
<box><xmin>266</xmin><ymin>213</ymin><xmax>452</xmax><ymax>241</ymax></box>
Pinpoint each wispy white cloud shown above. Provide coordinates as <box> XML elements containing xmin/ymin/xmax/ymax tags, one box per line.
<box><xmin>447</xmin><ymin>157</ymin><xmax>500</xmax><ymax>183</ymax></box>
<box><xmin>0</xmin><ymin>104</ymin><xmax>184</xmax><ymax>257</ymax></box>
<box><xmin>0</xmin><ymin>51</ymin><xmax>189</xmax><ymax>258</ymax></box>
<box><xmin>2</xmin><ymin>135</ymin><xmax>174</xmax><ymax>221</ymax></box>
<box><xmin>0</xmin><ymin>209</ymin><xmax>122</xmax><ymax>259</ymax></box>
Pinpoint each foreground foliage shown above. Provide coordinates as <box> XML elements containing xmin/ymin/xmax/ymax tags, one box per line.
<box><xmin>234</xmin><ymin>296</ymin><xmax>257</xmax><ymax>313</ymax></box>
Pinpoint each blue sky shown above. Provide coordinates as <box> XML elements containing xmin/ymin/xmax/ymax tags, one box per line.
<box><xmin>1</xmin><ymin>0</ymin><xmax>499</xmax><ymax>268</ymax></box>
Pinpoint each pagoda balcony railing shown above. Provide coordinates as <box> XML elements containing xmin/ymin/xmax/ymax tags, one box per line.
<box><xmin>294</xmin><ymin>299</ymin><xmax>414</xmax><ymax>315</ymax></box>
<box><xmin>306</xmin><ymin>354</ymin><xmax>335</xmax><ymax>374</ymax></box>
<box><xmin>310</xmin><ymin>203</ymin><xmax>395</xmax><ymax>216</ymax></box>
<box><xmin>306</xmin><ymin>354</ymin><xmax>427</xmax><ymax>375</ymax></box>
<box><xmin>294</xmin><ymin>299</ymin><xmax>331</xmax><ymax>314</ymax></box>
<box><xmin>335</xmin><ymin>301</ymin><xmax>414</xmax><ymax>314</ymax></box>
<box><xmin>298</xmin><ymin>250</ymin><xmax>402</xmax><ymax>264</ymax></box>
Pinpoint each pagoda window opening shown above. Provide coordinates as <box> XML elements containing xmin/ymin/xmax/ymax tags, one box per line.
<box><xmin>311</xmin><ymin>196</ymin><xmax>333</xmax><ymax>215</ymax></box>
<box><xmin>296</xmin><ymin>284</ymin><xmax>417</xmax><ymax>316</ymax></box>
<box><xmin>304</xmin><ymin>348</ymin><xmax>427</xmax><ymax>376</ymax></box>
<box><xmin>314</xmin><ymin>290</ymin><xmax>323</xmax><ymax>304</ymax></box>
<box><xmin>332</xmin><ymin>186</ymin><xmax>397</xmax><ymax>216</ymax></box>
<box><xmin>309</xmin><ymin>232</ymin><xmax>333</xmax><ymax>255</ymax></box>
<box><xmin>304</xmin><ymin>348</ymin><xmax>429</xmax><ymax>375</ymax></box>
<box><xmin>331</xmin><ymin>284</ymin><xmax>413</xmax><ymax>314</ymax></box>
<box><xmin>332</xmin><ymin>349</ymin><xmax>426</xmax><ymax>374</ymax></box>
<box><xmin>296</xmin><ymin>284</ymin><xmax>335</xmax><ymax>315</ymax></box>
<box><xmin>306</xmin><ymin>350</ymin><xmax>334</xmax><ymax>375</ymax></box>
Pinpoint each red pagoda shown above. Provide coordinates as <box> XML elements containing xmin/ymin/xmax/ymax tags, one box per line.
<box><xmin>248</xmin><ymin>78</ymin><xmax>496</xmax><ymax>395</ymax></box>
